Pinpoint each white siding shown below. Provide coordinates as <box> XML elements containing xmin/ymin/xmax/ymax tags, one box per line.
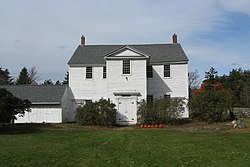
<box><xmin>15</xmin><ymin>106</ymin><xmax>62</xmax><ymax>123</ymax></box>
<box><xmin>63</xmin><ymin>87</ymin><xmax>77</xmax><ymax>122</ymax></box>
<box><xmin>69</xmin><ymin>66</ymin><xmax>107</xmax><ymax>101</ymax></box>
<box><xmin>61</xmin><ymin>86</ymin><xmax>76</xmax><ymax>122</ymax></box>
<box><xmin>107</xmin><ymin>59</ymin><xmax>147</xmax><ymax>102</ymax></box>
<box><xmin>147</xmin><ymin>64</ymin><xmax>188</xmax><ymax>98</ymax></box>
<box><xmin>69</xmin><ymin>60</ymin><xmax>147</xmax><ymax>103</ymax></box>
<box><xmin>147</xmin><ymin>63</ymin><xmax>189</xmax><ymax>117</ymax></box>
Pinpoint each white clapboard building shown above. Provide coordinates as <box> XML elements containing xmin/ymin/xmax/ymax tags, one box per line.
<box><xmin>68</xmin><ymin>34</ymin><xmax>189</xmax><ymax>124</ymax></box>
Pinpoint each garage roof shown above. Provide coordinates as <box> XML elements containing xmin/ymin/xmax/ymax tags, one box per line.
<box><xmin>0</xmin><ymin>85</ymin><xmax>67</xmax><ymax>104</ymax></box>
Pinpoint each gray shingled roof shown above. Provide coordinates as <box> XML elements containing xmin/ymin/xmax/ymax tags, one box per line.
<box><xmin>68</xmin><ymin>44</ymin><xmax>188</xmax><ymax>66</ymax></box>
<box><xmin>0</xmin><ymin>85</ymin><xmax>67</xmax><ymax>104</ymax></box>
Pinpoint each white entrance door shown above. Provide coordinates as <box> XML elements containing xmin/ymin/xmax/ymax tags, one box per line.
<box><xmin>117</xmin><ymin>98</ymin><xmax>137</xmax><ymax>124</ymax></box>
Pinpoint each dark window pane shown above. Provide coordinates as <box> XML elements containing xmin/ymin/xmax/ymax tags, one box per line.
<box><xmin>123</xmin><ymin>60</ymin><xmax>130</xmax><ymax>74</ymax></box>
<box><xmin>103</xmin><ymin>66</ymin><xmax>106</xmax><ymax>79</ymax></box>
<box><xmin>164</xmin><ymin>94</ymin><xmax>171</xmax><ymax>99</ymax></box>
<box><xmin>147</xmin><ymin>95</ymin><xmax>153</xmax><ymax>102</ymax></box>
<box><xmin>147</xmin><ymin>66</ymin><xmax>153</xmax><ymax>78</ymax></box>
<box><xmin>85</xmin><ymin>100</ymin><xmax>92</xmax><ymax>104</ymax></box>
<box><xmin>164</xmin><ymin>65</ymin><xmax>170</xmax><ymax>77</ymax></box>
<box><xmin>86</xmin><ymin>67</ymin><xmax>92</xmax><ymax>79</ymax></box>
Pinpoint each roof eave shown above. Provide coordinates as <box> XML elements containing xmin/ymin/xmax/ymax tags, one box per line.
<box><xmin>32</xmin><ymin>102</ymin><xmax>61</xmax><ymax>105</ymax></box>
<box><xmin>149</xmin><ymin>60</ymin><xmax>188</xmax><ymax>65</ymax></box>
<box><xmin>69</xmin><ymin>64</ymin><xmax>106</xmax><ymax>67</ymax></box>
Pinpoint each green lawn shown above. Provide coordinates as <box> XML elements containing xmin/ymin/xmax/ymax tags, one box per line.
<box><xmin>0</xmin><ymin>124</ymin><xmax>250</xmax><ymax>167</ymax></box>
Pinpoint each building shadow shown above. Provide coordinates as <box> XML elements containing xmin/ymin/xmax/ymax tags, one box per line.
<box><xmin>147</xmin><ymin>68</ymin><xmax>172</xmax><ymax>97</ymax></box>
<box><xmin>0</xmin><ymin>123</ymin><xmax>61</xmax><ymax>135</ymax></box>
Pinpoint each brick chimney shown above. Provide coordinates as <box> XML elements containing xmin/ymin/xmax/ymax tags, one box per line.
<box><xmin>81</xmin><ymin>35</ymin><xmax>85</xmax><ymax>46</ymax></box>
<box><xmin>172</xmin><ymin>33</ymin><xmax>177</xmax><ymax>44</ymax></box>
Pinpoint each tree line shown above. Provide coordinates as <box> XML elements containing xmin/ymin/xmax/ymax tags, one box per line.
<box><xmin>0</xmin><ymin>66</ymin><xmax>69</xmax><ymax>85</ymax></box>
<box><xmin>189</xmin><ymin>67</ymin><xmax>250</xmax><ymax>108</ymax></box>
<box><xmin>189</xmin><ymin>67</ymin><xmax>250</xmax><ymax>123</ymax></box>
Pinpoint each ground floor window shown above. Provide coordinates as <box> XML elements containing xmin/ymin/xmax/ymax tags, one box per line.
<box><xmin>75</xmin><ymin>99</ymin><xmax>92</xmax><ymax>106</ymax></box>
<box><xmin>85</xmin><ymin>100</ymin><xmax>92</xmax><ymax>104</ymax></box>
<box><xmin>164</xmin><ymin>94</ymin><xmax>171</xmax><ymax>99</ymax></box>
<box><xmin>147</xmin><ymin>95</ymin><xmax>153</xmax><ymax>102</ymax></box>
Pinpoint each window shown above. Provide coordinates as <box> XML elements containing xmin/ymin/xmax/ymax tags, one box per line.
<box><xmin>164</xmin><ymin>94</ymin><xmax>171</xmax><ymax>99</ymax></box>
<box><xmin>85</xmin><ymin>100</ymin><xmax>92</xmax><ymax>104</ymax></box>
<box><xmin>147</xmin><ymin>95</ymin><xmax>153</xmax><ymax>102</ymax></box>
<box><xmin>121</xmin><ymin>95</ymin><xmax>131</xmax><ymax>97</ymax></box>
<box><xmin>103</xmin><ymin>66</ymin><xmax>106</xmax><ymax>79</ymax></box>
<box><xmin>75</xmin><ymin>99</ymin><xmax>84</xmax><ymax>107</ymax></box>
<box><xmin>164</xmin><ymin>65</ymin><xmax>170</xmax><ymax>77</ymax></box>
<box><xmin>147</xmin><ymin>66</ymin><xmax>153</xmax><ymax>78</ymax></box>
<box><xmin>86</xmin><ymin>67</ymin><xmax>92</xmax><ymax>79</ymax></box>
<box><xmin>122</xmin><ymin>60</ymin><xmax>130</xmax><ymax>74</ymax></box>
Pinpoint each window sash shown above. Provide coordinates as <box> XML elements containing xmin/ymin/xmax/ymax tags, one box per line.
<box><xmin>103</xmin><ymin>66</ymin><xmax>106</xmax><ymax>79</ymax></box>
<box><xmin>147</xmin><ymin>95</ymin><xmax>153</xmax><ymax>102</ymax></box>
<box><xmin>164</xmin><ymin>65</ymin><xmax>170</xmax><ymax>77</ymax></box>
<box><xmin>164</xmin><ymin>94</ymin><xmax>171</xmax><ymax>99</ymax></box>
<box><xmin>86</xmin><ymin>67</ymin><xmax>92</xmax><ymax>79</ymax></box>
<box><xmin>123</xmin><ymin>60</ymin><xmax>130</xmax><ymax>74</ymax></box>
<box><xmin>85</xmin><ymin>100</ymin><xmax>92</xmax><ymax>104</ymax></box>
<box><xmin>147</xmin><ymin>66</ymin><xmax>153</xmax><ymax>78</ymax></box>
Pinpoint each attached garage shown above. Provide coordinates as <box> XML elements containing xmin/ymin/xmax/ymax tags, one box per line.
<box><xmin>0</xmin><ymin>85</ymin><xmax>73</xmax><ymax>123</ymax></box>
<box><xmin>15</xmin><ymin>105</ymin><xmax>62</xmax><ymax>123</ymax></box>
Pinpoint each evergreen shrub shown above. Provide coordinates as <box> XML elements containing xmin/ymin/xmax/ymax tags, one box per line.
<box><xmin>75</xmin><ymin>98</ymin><xmax>116</xmax><ymax>126</ymax></box>
<box><xmin>137</xmin><ymin>98</ymin><xmax>185</xmax><ymax>125</ymax></box>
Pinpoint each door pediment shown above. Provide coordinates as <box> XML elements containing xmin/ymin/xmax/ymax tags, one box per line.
<box><xmin>113</xmin><ymin>91</ymin><xmax>141</xmax><ymax>96</ymax></box>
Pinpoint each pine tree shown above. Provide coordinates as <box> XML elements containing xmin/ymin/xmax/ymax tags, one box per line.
<box><xmin>43</xmin><ymin>79</ymin><xmax>53</xmax><ymax>85</ymax></box>
<box><xmin>55</xmin><ymin>80</ymin><xmax>61</xmax><ymax>85</ymax></box>
<box><xmin>0</xmin><ymin>88</ymin><xmax>31</xmax><ymax>123</ymax></box>
<box><xmin>62</xmin><ymin>71</ymin><xmax>69</xmax><ymax>85</ymax></box>
<box><xmin>204</xmin><ymin>67</ymin><xmax>218</xmax><ymax>85</ymax></box>
<box><xmin>16</xmin><ymin>67</ymin><xmax>31</xmax><ymax>85</ymax></box>
<box><xmin>0</xmin><ymin>67</ymin><xmax>13</xmax><ymax>85</ymax></box>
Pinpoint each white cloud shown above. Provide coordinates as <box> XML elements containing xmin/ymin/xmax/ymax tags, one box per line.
<box><xmin>0</xmin><ymin>0</ymin><xmax>249</xmax><ymax>81</ymax></box>
<box><xmin>219</xmin><ymin>0</ymin><xmax>250</xmax><ymax>16</ymax></box>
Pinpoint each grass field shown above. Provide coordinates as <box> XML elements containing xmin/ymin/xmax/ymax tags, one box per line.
<box><xmin>0</xmin><ymin>120</ymin><xmax>250</xmax><ymax>167</ymax></box>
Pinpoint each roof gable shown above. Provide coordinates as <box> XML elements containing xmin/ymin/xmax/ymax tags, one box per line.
<box><xmin>104</xmin><ymin>45</ymin><xmax>150</xmax><ymax>60</ymax></box>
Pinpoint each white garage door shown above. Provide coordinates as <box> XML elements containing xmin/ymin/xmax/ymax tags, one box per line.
<box><xmin>15</xmin><ymin>106</ymin><xmax>62</xmax><ymax>123</ymax></box>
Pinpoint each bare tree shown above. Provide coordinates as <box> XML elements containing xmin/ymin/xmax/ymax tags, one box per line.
<box><xmin>28</xmin><ymin>66</ymin><xmax>40</xmax><ymax>85</ymax></box>
<box><xmin>188</xmin><ymin>69</ymin><xmax>201</xmax><ymax>90</ymax></box>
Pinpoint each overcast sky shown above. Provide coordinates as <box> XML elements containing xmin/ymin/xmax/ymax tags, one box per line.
<box><xmin>0</xmin><ymin>0</ymin><xmax>249</xmax><ymax>82</ymax></box>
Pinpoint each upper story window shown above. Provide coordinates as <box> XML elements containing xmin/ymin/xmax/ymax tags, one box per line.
<box><xmin>164</xmin><ymin>65</ymin><xmax>170</xmax><ymax>77</ymax></box>
<box><xmin>103</xmin><ymin>66</ymin><xmax>106</xmax><ymax>79</ymax></box>
<box><xmin>86</xmin><ymin>66</ymin><xmax>92</xmax><ymax>79</ymax></box>
<box><xmin>122</xmin><ymin>60</ymin><xmax>130</xmax><ymax>75</ymax></box>
<box><xmin>147</xmin><ymin>66</ymin><xmax>153</xmax><ymax>78</ymax></box>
